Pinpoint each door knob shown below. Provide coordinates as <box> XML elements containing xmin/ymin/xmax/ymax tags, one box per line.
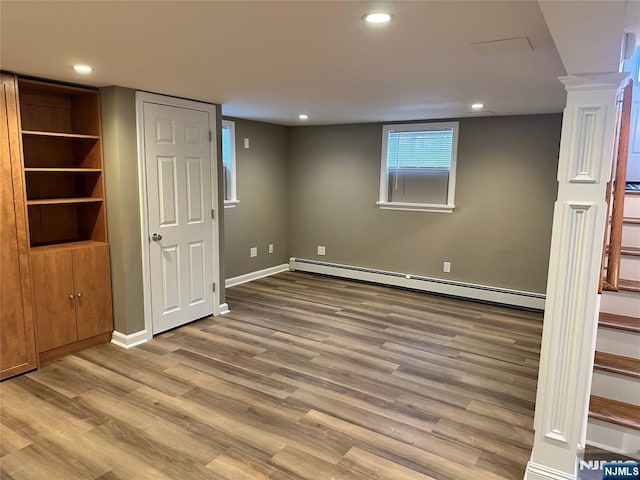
<box><xmin>151</xmin><ymin>233</ymin><xmax>163</xmax><ymax>241</ymax></box>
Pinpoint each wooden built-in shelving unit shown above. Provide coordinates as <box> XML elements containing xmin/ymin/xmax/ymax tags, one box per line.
<box><xmin>18</xmin><ymin>78</ymin><xmax>108</xmax><ymax>251</ymax></box>
<box><xmin>16</xmin><ymin>77</ymin><xmax>113</xmax><ymax>363</ymax></box>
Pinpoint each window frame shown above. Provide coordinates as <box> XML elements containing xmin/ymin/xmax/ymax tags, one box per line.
<box><xmin>377</xmin><ymin>121</ymin><xmax>459</xmax><ymax>213</ymax></box>
<box><xmin>221</xmin><ymin>119</ymin><xmax>239</xmax><ymax>208</ymax></box>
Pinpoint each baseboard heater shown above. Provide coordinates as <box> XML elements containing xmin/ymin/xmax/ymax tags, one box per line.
<box><xmin>289</xmin><ymin>257</ymin><xmax>545</xmax><ymax>311</ymax></box>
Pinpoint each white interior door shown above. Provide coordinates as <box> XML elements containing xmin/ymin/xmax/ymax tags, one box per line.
<box><xmin>143</xmin><ymin>101</ymin><xmax>214</xmax><ymax>334</ymax></box>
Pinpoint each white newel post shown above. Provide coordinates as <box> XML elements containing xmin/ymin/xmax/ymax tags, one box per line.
<box><xmin>525</xmin><ymin>72</ymin><xmax>629</xmax><ymax>480</ymax></box>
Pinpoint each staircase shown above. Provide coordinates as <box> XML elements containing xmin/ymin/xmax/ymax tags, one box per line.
<box><xmin>587</xmin><ymin>190</ymin><xmax>640</xmax><ymax>455</ymax></box>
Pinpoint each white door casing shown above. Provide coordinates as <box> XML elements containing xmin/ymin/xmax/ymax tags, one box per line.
<box><xmin>136</xmin><ymin>92</ymin><xmax>220</xmax><ymax>337</ymax></box>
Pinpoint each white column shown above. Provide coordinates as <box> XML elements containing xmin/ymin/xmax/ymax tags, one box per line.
<box><xmin>525</xmin><ymin>72</ymin><xmax>629</xmax><ymax>480</ymax></box>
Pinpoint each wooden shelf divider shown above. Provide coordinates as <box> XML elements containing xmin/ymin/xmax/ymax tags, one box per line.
<box><xmin>22</xmin><ymin>130</ymin><xmax>100</xmax><ymax>140</ymax></box>
<box><xmin>26</xmin><ymin>197</ymin><xmax>103</xmax><ymax>206</ymax></box>
<box><xmin>24</xmin><ymin>168</ymin><xmax>102</xmax><ymax>173</ymax></box>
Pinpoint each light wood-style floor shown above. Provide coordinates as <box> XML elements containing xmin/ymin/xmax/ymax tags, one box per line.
<box><xmin>0</xmin><ymin>272</ymin><xmax>543</xmax><ymax>480</ymax></box>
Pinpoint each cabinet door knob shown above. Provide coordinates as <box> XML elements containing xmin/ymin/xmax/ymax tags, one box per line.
<box><xmin>77</xmin><ymin>293</ymin><xmax>82</xmax><ymax>298</ymax></box>
<box><xmin>151</xmin><ymin>233</ymin><xmax>163</xmax><ymax>241</ymax></box>
<box><xmin>69</xmin><ymin>294</ymin><xmax>75</xmax><ymax>299</ymax></box>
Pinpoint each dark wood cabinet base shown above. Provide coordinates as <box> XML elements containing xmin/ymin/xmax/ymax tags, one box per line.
<box><xmin>38</xmin><ymin>332</ymin><xmax>112</xmax><ymax>365</ymax></box>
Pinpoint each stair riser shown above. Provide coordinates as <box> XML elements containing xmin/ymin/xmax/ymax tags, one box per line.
<box><xmin>587</xmin><ymin>419</ymin><xmax>640</xmax><ymax>456</ymax></box>
<box><xmin>600</xmin><ymin>290</ymin><xmax>640</xmax><ymax>317</ymax></box>
<box><xmin>596</xmin><ymin>327</ymin><xmax>640</xmax><ymax>359</ymax></box>
<box><xmin>621</xmin><ymin>224</ymin><xmax>640</xmax><ymax>249</ymax></box>
<box><xmin>605</xmin><ymin>255</ymin><xmax>640</xmax><ymax>281</ymax></box>
<box><xmin>618</xmin><ymin>255</ymin><xmax>640</xmax><ymax>281</ymax></box>
<box><xmin>625</xmin><ymin>194</ymin><xmax>640</xmax><ymax>216</ymax></box>
<box><xmin>591</xmin><ymin>371</ymin><xmax>640</xmax><ymax>405</ymax></box>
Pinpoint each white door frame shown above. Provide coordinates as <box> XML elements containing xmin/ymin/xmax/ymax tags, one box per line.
<box><xmin>135</xmin><ymin>91</ymin><xmax>221</xmax><ymax>342</ymax></box>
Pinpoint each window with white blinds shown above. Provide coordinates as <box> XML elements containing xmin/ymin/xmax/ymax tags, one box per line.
<box><xmin>386</xmin><ymin>129</ymin><xmax>453</xmax><ymax>169</ymax></box>
<box><xmin>221</xmin><ymin>120</ymin><xmax>238</xmax><ymax>206</ymax></box>
<box><xmin>378</xmin><ymin>121</ymin><xmax>459</xmax><ymax>213</ymax></box>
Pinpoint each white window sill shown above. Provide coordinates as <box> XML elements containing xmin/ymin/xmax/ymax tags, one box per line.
<box><xmin>224</xmin><ymin>200</ymin><xmax>240</xmax><ymax>209</ymax></box>
<box><xmin>376</xmin><ymin>201</ymin><xmax>455</xmax><ymax>213</ymax></box>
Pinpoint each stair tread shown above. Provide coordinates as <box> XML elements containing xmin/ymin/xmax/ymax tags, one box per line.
<box><xmin>624</xmin><ymin>216</ymin><xmax>640</xmax><ymax>225</ymax></box>
<box><xmin>594</xmin><ymin>351</ymin><xmax>640</xmax><ymax>379</ymax></box>
<box><xmin>605</xmin><ymin>245</ymin><xmax>640</xmax><ymax>256</ymax></box>
<box><xmin>589</xmin><ymin>396</ymin><xmax>640</xmax><ymax>430</ymax></box>
<box><xmin>622</xmin><ymin>246</ymin><xmax>640</xmax><ymax>256</ymax></box>
<box><xmin>619</xmin><ymin>278</ymin><xmax>640</xmax><ymax>293</ymax></box>
<box><xmin>599</xmin><ymin>312</ymin><xmax>640</xmax><ymax>333</ymax></box>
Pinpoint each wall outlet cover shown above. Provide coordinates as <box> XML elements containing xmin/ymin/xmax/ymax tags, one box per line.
<box><xmin>443</xmin><ymin>261</ymin><xmax>451</xmax><ymax>273</ymax></box>
<box><xmin>317</xmin><ymin>246</ymin><xmax>326</xmax><ymax>256</ymax></box>
<box><xmin>269</xmin><ymin>244</ymin><xmax>274</xmax><ymax>254</ymax></box>
<box><xmin>250</xmin><ymin>247</ymin><xmax>258</xmax><ymax>257</ymax></box>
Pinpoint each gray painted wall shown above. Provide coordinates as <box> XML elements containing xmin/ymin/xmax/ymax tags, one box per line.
<box><xmin>100</xmin><ymin>86</ymin><xmax>145</xmax><ymax>334</ymax></box>
<box><xmin>286</xmin><ymin>115</ymin><xmax>562</xmax><ymax>294</ymax></box>
<box><xmin>101</xmin><ymin>96</ymin><xmax>560</xmax><ymax>334</ymax></box>
<box><xmin>223</xmin><ymin>118</ymin><xmax>289</xmax><ymax>279</ymax></box>
<box><xmin>101</xmin><ymin>86</ymin><xmax>225</xmax><ymax>334</ymax></box>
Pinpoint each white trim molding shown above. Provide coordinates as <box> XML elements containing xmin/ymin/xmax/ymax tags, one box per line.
<box><xmin>111</xmin><ymin>330</ymin><xmax>149</xmax><ymax>349</ymax></box>
<box><xmin>526</xmin><ymin>72</ymin><xmax>629</xmax><ymax>480</ymax></box>
<box><xmin>524</xmin><ymin>461</ymin><xmax>576</xmax><ymax>480</ymax></box>
<box><xmin>219</xmin><ymin>303</ymin><xmax>230</xmax><ymax>315</ymax></box>
<box><xmin>376</xmin><ymin>201</ymin><xmax>455</xmax><ymax>213</ymax></box>
<box><xmin>226</xmin><ymin>264</ymin><xmax>290</xmax><ymax>288</ymax></box>
<box><xmin>289</xmin><ymin>258</ymin><xmax>545</xmax><ymax>310</ymax></box>
<box><xmin>224</xmin><ymin>199</ymin><xmax>240</xmax><ymax>209</ymax></box>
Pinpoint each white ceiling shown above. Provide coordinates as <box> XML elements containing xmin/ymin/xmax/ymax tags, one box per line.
<box><xmin>0</xmin><ymin>1</ymin><xmax>582</xmax><ymax>125</ymax></box>
<box><xmin>539</xmin><ymin>0</ymin><xmax>631</xmax><ymax>75</ymax></box>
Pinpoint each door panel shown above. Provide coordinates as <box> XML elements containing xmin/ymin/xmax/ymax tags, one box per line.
<box><xmin>158</xmin><ymin>155</ymin><xmax>178</xmax><ymax>226</ymax></box>
<box><xmin>186</xmin><ymin>157</ymin><xmax>204</xmax><ymax>224</ymax></box>
<box><xmin>0</xmin><ymin>74</ymin><xmax>37</xmax><ymax>378</ymax></box>
<box><xmin>31</xmin><ymin>250</ymin><xmax>77</xmax><ymax>351</ymax></box>
<box><xmin>188</xmin><ymin>241</ymin><xmax>205</xmax><ymax>306</ymax></box>
<box><xmin>73</xmin><ymin>244</ymin><xmax>113</xmax><ymax>340</ymax></box>
<box><xmin>144</xmin><ymin>102</ymin><xmax>214</xmax><ymax>334</ymax></box>
<box><xmin>160</xmin><ymin>244</ymin><xmax>180</xmax><ymax>314</ymax></box>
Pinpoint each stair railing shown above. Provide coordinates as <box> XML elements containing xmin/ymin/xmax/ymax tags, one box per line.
<box><xmin>601</xmin><ymin>80</ymin><xmax>632</xmax><ymax>292</ymax></box>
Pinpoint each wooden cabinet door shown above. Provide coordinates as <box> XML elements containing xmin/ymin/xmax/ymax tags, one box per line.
<box><xmin>0</xmin><ymin>74</ymin><xmax>37</xmax><ymax>379</ymax></box>
<box><xmin>31</xmin><ymin>250</ymin><xmax>78</xmax><ymax>351</ymax></box>
<box><xmin>73</xmin><ymin>244</ymin><xmax>113</xmax><ymax>340</ymax></box>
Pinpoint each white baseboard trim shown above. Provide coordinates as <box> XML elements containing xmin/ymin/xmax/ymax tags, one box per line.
<box><xmin>111</xmin><ymin>329</ymin><xmax>149</xmax><ymax>349</ymax></box>
<box><xmin>225</xmin><ymin>263</ymin><xmax>290</xmax><ymax>288</ymax></box>
<box><xmin>290</xmin><ymin>258</ymin><xmax>546</xmax><ymax>310</ymax></box>
<box><xmin>524</xmin><ymin>461</ymin><xmax>575</xmax><ymax>480</ymax></box>
<box><xmin>219</xmin><ymin>303</ymin><xmax>230</xmax><ymax>315</ymax></box>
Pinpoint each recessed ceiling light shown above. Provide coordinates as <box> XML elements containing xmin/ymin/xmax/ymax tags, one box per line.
<box><xmin>298</xmin><ymin>114</ymin><xmax>309</xmax><ymax>120</ymax></box>
<box><xmin>363</xmin><ymin>12</ymin><xmax>394</xmax><ymax>24</ymax></box>
<box><xmin>72</xmin><ymin>65</ymin><xmax>93</xmax><ymax>74</ymax></box>
<box><xmin>471</xmin><ymin>103</ymin><xmax>484</xmax><ymax>110</ymax></box>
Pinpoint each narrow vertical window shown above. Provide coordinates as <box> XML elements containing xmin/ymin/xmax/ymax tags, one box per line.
<box><xmin>222</xmin><ymin>120</ymin><xmax>238</xmax><ymax>207</ymax></box>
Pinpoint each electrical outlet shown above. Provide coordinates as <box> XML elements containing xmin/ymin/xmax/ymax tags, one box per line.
<box><xmin>250</xmin><ymin>247</ymin><xmax>258</xmax><ymax>257</ymax></box>
<box><xmin>317</xmin><ymin>245</ymin><xmax>326</xmax><ymax>256</ymax></box>
<box><xmin>443</xmin><ymin>261</ymin><xmax>451</xmax><ymax>273</ymax></box>
<box><xmin>244</xmin><ymin>138</ymin><xmax>250</xmax><ymax>149</ymax></box>
<box><xmin>268</xmin><ymin>243</ymin><xmax>274</xmax><ymax>254</ymax></box>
